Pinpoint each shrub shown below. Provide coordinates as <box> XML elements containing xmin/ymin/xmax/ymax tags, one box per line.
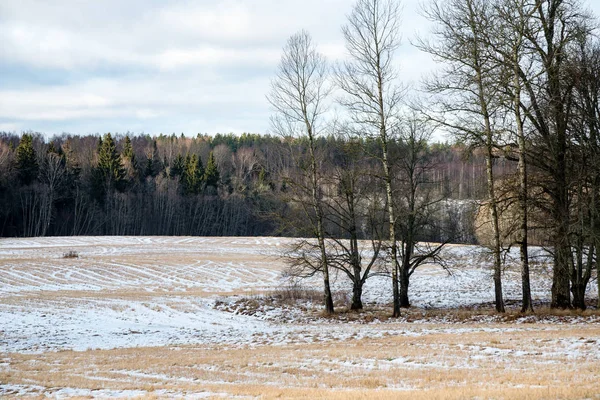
<box><xmin>63</xmin><ymin>250</ymin><xmax>79</xmax><ymax>259</ymax></box>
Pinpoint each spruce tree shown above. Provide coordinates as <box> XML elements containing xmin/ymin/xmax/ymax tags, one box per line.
<box><xmin>93</xmin><ymin>133</ymin><xmax>126</xmax><ymax>199</ymax></box>
<box><xmin>182</xmin><ymin>154</ymin><xmax>204</xmax><ymax>195</ymax></box>
<box><xmin>15</xmin><ymin>134</ymin><xmax>39</xmax><ymax>185</ymax></box>
<box><xmin>170</xmin><ymin>154</ymin><xmax>185</xmax><ymax>178</ymax></box>
<box><xmin>122</xmin><ymin>135</ymin><xmax>135</xmax><ymax>160</ymax></box>
<box><xmin>204</xmin><ymin>151</ymin><xmax>219</xmax><ymax>189</ymax></box>
<box><xmin>145</xmin><ymin>140</ymin><xmax>161</xmax><ymax>177</ymax></box>
<box><xmin>144</xmin><ymin>156</ymin><xmax>154</xmax><ymax>178</ymax></box>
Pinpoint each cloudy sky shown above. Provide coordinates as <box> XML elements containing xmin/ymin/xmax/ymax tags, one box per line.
<box><xmin>1</xmin><ymin>1</ymin><xmax>598</xmax><ymax>137</ymax></box>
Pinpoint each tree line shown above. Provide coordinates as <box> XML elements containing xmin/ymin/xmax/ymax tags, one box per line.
<box><xmin>0</xmin><ymin>131</ymin><xmax>490</xmax><ymax>239</ymax></box>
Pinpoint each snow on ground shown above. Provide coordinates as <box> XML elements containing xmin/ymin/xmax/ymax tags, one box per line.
<box><xmin>0</xmin><ymin>384</ymin><xmax>234</xmax><ymax>399</ymax></box>
<box><xmin>0</xmin><ymin>236</ymin><xmax>597</xmax><ymax>355</ymax></box>
<box><xmin>0</xmin><ymin>236</ymin><xmax>284</xmax><ymax>294</ymax></box>
<box><xmin>1</xmin><ymin>237</ymin><xmax>600</xmax><ymax>398</ymax></box>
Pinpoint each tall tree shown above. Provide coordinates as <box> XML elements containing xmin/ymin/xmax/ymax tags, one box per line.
<box><xmin>170</xmin><ymin>153</ymin><xmax>185</xmax><ymax>179</ymax></box>
<box><xmin>93</xmin><ymin>133</ymin><xmax>126</xmax><ymax>200</ymax></box>
<box><xmin>204</xmin><ymin>151</ymin><xmax>220</xmax><ymax>189</ymax></box>
<box><xmin>336</xmin><ymin>0</ymin><xmax>405</xmax><ymax>317</ymax></box>
<box><xmin>489</xmin><ymin>0</ymin><xmax>536</xmax><ymax>312</ymax></box>
<box><xmin>419</xmin><ymin>0</ymin><xmax>506</xmax><ymax>312</ymax></box>
<box><xmin>324</xmin><ymin>131</ymin><xmax>384</xmax><ymax>310</ymax></box>
<box><xmin>122</xmin><ymin>135</ymin><xmax>138</xmax><ymax>182</ymax></box>
<box><xmin>144</xmin><ymin>140</ymin><xmax>162</xmax><ymax>178</ymax></box>
<box><xmin>15</xmin><ymin>134</ymin><xmax>38</xmax><ymax>185</ymax></box>
<box><xmin>568</xmin><ymin>36</ymin><xmax>600</xmax><ymax>309</ymax></box>
<box><xmin>513</xmin><ymin>0</ymin><xmax>592</xmax><ymax>308</ymax></box>
<box><xmin>182</xmin><ymin>154</ymin><xmax>204</xmax><ymax>195</ymax></box>
<box><xmin>268</xmin><ymin>30</ymin><xmax>335</xmax><ymax>314</ymax></box>
<box><xmin>38</xmin><ymin>147</ymin><xmax>67</xmax><ymax>236</ymax></box>
<box><xmin>396</xmin><ymin>114</ymin><xmax>446</xmax><ymax>307</ymax></box>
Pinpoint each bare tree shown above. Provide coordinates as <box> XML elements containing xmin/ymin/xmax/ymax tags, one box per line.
<box><xmin>511</xmin><ymin>0</ymin><xmax>593</xmax><ymax>308</ymax></box>
<box><xmin>268</xmin><ymin>30</ymin><xmax>335</xmax><ymax>314</ymax></box>
<box><xmin>395</xmin><ymin>113</ymin><xmax>447</xmax><ymax>306</ymax></box>
<box><xmin>323</xmin><ymin>130</ymin><xmax>384</xmax><ymax>310</ymax></box>
<box><xmin>490</xmin><ymin>0</ymin><xmax>537</xmax><ymax>312</ymax></box>
<box><xmin>568</xmin><ymin>36</ymin><xmax>600</xmax><ymax>309</ymax></box>
<box><xmin>39</xmin><ymin>151</ymin><xmax>67</xmax><ymax>236</ymax></box>
<box><xmin>418</xmin><ymin>0</ymin><xmax>506</xmax><ymax>312</ymax></box>
<box><xmin>0</xmin><ymin>142</ymin><xmax>13</xmax><ymax>178</ymax></box>
<box><xmin>336</xmin><ymin>0</ymin><xmax>405</xmax><ymax>317</ymax></box>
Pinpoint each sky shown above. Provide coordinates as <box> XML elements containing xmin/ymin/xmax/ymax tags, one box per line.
<box><xmin>1</xmin><ymin>0</ymin><xmax>598</xmax><ymax>138</ymax></box>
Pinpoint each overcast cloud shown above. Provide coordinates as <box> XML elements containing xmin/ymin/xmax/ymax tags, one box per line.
<box><xmin>1</xmin><ymin>0</ymin><xmax>597</xmax><ymax>137</ymax></box>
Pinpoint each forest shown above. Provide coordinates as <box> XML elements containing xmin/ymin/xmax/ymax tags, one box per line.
<box><xmin>0</xmin><ymin>131</ymin><xmax>493</xmax><ymax>240</ymax></box>
<box><xmin>1</xmin><ymin>0</ymin><xmax>599</xmax><ymax>315</ymax></box>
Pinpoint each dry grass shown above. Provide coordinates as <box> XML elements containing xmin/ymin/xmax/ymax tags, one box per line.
<box><xmin>3</xmin><ymin>325</ymin><xmax>600</xmax><ymax>399</ymax></box>
<box><xmin>2</xmin><ymin>237</ymin><xmax>600</xmax><ymax>399</ymax></box>
<box><xmin>219</xmin><ymin>293</ymin><xmax>600</xmax><ymax>325</ymax></box>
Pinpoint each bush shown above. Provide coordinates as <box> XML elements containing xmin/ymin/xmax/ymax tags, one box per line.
<box><xmin>63</xmin><ymin>250</ymin><xmax>79</xmax><ymax>259</ymax></box>
<box><xmin>272</xmin><ymin>283</ymin><xmax>323</xmax><ymax>303</ymax></box>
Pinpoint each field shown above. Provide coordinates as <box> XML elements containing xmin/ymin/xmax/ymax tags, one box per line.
<box><xmin>1</xmin><ymin>236</ymin><xmax>599</xmax><ymax>399</ymax></box>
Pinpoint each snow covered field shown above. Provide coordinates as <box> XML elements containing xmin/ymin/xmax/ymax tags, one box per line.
<box><xmin>1</xmin><ymin>236</ymin><xmax>599</xmax><ymax>399</ymax></box>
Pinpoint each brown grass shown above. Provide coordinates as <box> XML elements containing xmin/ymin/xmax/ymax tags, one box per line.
<box><xmin>3</xmin><ymin>325</ymin><xmax>600</xmax><ymax>399</ymax></box>
<box><xmin>2</xmin><ymin>237</ymin><xmax>600</xmax><ymax>399</ymax></box>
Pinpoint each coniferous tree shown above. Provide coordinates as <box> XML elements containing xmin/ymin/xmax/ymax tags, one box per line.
<box><xmin>144</xmin><ymin>156</ymin><xmax>154</xmax><ymax>178</ymax></box>
<box><xmin>144</xmin><ymin>140</ymin><xmax>161</xmax><ymax>178</ymax></box>
<box><xmin>170</xmin><ymin>154</ymin><xmax>185</xmax><ymax>178</ymax></box>
<box><xmin>93</xmin><ymin>133</ymin><xmax>126</xmax><ymax>199</ymax></box>
<box><xmin>15</xmin><ymin>134</ymin><xmax>39</xmax><ymax>185</ymax></box>
<box><xmin>182</xmin><ymin>154</ymin><xmax>204</xmax><ymax>195</ymax></box>
<box><xmin>122</xmin><ymin>136</ymin><xmax>135</xmax><ymax>160</ymax></box>
<box><xmin>204</xmin><ymin>151</ymin><xmax>220</xmax><ymax>189</ymax></box>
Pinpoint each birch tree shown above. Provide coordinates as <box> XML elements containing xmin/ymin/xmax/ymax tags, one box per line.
<box><xmin>268</xmin><ymin>30</ymin><xmax>335</xmax><ymax>314</ymax></box>
<box><xmin>336</xmin><ymin>0</ymin><xmax>405</xmax><ymax>317</ymax></box>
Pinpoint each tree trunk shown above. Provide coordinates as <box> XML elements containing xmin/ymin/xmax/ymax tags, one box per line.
<box><xmin>351</xmin><ymin>280</ymin><xmax>363</xmax><ymax>310</ymax></box>
<box><xmin>472</xmin><ymin>19</ymin><xmax>505</xmax><ymax>312</ymax></box>
<box><xmin>486</xmin><ymin>144</ymin><xmax>505</xmax><ymax>313</ymax></box>
<box><xmin>597</xmin><ymin>256</ymin><xmax>600</xmax><ymax>310</ymax></box>
<box><xmin>399</xmin><ymin>231</ymin><xmax>413</xmax><ymax>308</ymax></box>
<box><xmin>571</xmin><ymin>283</ymin><xmax>587</xmax><ymax>310</ymax></box>
<box><xmin>399</xmin><ymin>266</ymin><xmax>410</xmax><ymax>308</ymax></box>
<box><xmin>308</xmin><ymin>127</ymin><xmax>334</xmax><ymax>315</ymax></box>
<box><xmin>518</xmin><ymin>160</ymin><xmax>533</xmax><ymax>312</ymax></box>
<box><xmin>549</xmin><ymin>107</ymin><xmax>571</xmax><ymax>306</ymax></box>
<box><xmin>318</xmin><ymin>234</ymin><xmax>335</xmax><ymax>314</ymax></box>
<box><xmin>519</xmin><ymin>234</ymin><xmax>533</xmax><ymax>312</ymax></box>
<box><xmin>383</xmin><ymin>141</ymin><xmax>400</xmax><ymax>317</ymax></box>
<box><xmin>552</xmin><ymin>210</ymin><xmax>571</xmax><ymax>309</ymax></box>
<box><xmin>349</xmin><ymin>193</ymin><xmax>363</xmax><ymax>311</ymax></box>
<box><xmin>514</xmin><ymin>71</ymin><xmax>533</xmax><ymax>313</ymax></box>
<box><xmin>575</xmin><ymin>207</ymin><xmax>595</xmax><ymax>310</ymax></box>
<box><xmin>547</xmin><ymin>19</ymin><xmax>572</xmax><ymax>308</ymax></box>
